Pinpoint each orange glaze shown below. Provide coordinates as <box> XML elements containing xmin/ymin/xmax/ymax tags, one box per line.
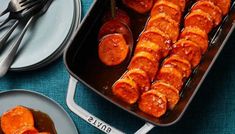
<box><xmin>180</xmin><ymin>26</ymin><xmax>208</xmax><ymax>54</ymax></box>
<box><xmin>162</xmin><ymin>54</ymin><xmax>192</xmax><ymax>78</ymax></box>
<box><xmin>151</xmin><ymin>0</ymin><xmax>182</xmax><ymax>22</ymax></box>
<box><xmin>147</xmin><ymin>13</ymin><xmax>179</xmax><ymax>43</ymax></box>
<box><xmin>138</xmin><ymin>29</ymin><xmax>172</xmax><ymax>57</ymax></box>
<box><xmin>184</xmin><ymin>9</ymin><xmax>214</xmax><ymax>33</ymax></box>
<box><xmin>156</xmin><ymin>65</ymin><xmax>184</xmax><ymax>91</ymax></box>
<box><xmin>171</xmin><ymin>39</ymin><xmax>202</xmax><ymax>68</ymax></box>
<box><xmin>123</xmin><ymin>69</ymin><xmax>151</xmax><ymax>94</ymax></box>
<box><xmin>112</xmin><ymin>77</ymin><xmax>139</xmax><ymax>104</ymax></box>
<box><xmin>198</xmin><ymin>0</ymin><xmax>231</xmax><ymax>15</ymax></box>
<box><xmin>151</xmin><ymin>81</ymin><xmax>180</xmax><ymax>109</ymax></box>
<box><xmin>98</xmin><ymin>34</ymin><xmax>129</xmax><ymax>66</ymax></box>
<box><xmin>122</xmin><ymin>0</ymin><xmax>154</xmax><ymax>14</ymax></box>
<box><xmin>139</xmin><ymin>90</ymin><xmax>167</xmax><ymax>118</ymax></box>
<box><xmin>192</xmin><ymin>1</ymin><xmax>222</xmax><ymax>26</ymax></box>
<box><xmin>134</xmin><ymin>40</ymin><xmax>162</xmax><ymax>61</ymax></box>
<box><xmin>128</xmin><ymin>51</ymin><xmax>159</xmax><ymax>82</ymax></box>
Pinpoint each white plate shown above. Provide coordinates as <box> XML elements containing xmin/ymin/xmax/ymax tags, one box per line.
<box><xmin>0</xmin><ymin>0</ymin><xmax>81</xmax><ymax>70</ymax></box>
<box><xmin>0</xmin><ymin>89</ymin><xmax>78</xmax><ymax>134</ymax></box>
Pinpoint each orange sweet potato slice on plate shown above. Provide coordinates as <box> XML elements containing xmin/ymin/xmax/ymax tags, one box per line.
<box><xmin>1</xmin><ymin>106</ymin><xmax>34</xmax><ymax>134</ymax></box>
<box><xmin>13</xmin><ymin>126</ymin><xmax>38</xmax><ymax>134</ymax></box>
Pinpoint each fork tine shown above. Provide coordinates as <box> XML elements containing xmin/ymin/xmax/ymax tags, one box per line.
<box><xmin>21</xmin><ymin>0</ymin><xmax>41</xmax><ymax>9</ymax></box>
<box><xmin>0</xmin><ymin>8</ymin><xmax>8</xmax><ymax>17</ymax></box>
<box><xmin>21</xmin><ymin>3</ymin><xmax>42</xmax><ymax>17</ymax></box>
<box><xmin>19</xmin><ymin>0</ymin><xmax>27</xmax><ymax>4</ymax></box>
<box><xmin>20</xmin><ymin>0</ymin><xmax>40</xmax><ymax>6</ymax></box>
<box><xmin>0</xmin><ymin>18</ymin><xmax>10</xmax><ymax>28</ymax></box>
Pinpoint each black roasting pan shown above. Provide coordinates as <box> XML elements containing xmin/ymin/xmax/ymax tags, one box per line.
<box><xmin>64</xmin><ymin>0</ymin><xmax>235</xmax><ymax>133</ymax></box>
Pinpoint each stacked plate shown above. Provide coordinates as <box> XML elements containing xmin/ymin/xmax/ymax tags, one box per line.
<box><xmin>0</xmin><ymin>0</ymin><xmax>81</xmax><ymax>71</ymax></box>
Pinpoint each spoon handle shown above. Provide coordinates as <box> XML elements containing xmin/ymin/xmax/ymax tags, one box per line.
<box><xmin>110</xmin><ymin>0</ymin><xmax>116</xmax><ymax>18</ymax></box>
<box><xmin>0</xmin><ymin>20</ymin><xmax>19</xmax><ymax>49</ymax></box>
<box><xmin>0</xmin><ymin>17</ymin><xmax>34</xmax><ymax>77</ymax></box>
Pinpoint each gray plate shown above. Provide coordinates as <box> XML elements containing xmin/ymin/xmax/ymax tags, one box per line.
<box><xmin>0</xmin><ymin>0</ymin><xmax>81</xmax><ymax>71</ymax></box>
<box><xmin>0</xmin><ymin>89</ymin><xmax>78</xmax><ymax>134</ymax></box>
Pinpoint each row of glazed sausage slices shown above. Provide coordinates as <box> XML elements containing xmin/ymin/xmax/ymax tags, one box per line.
<box><xmin>112</xmin><ymin>0</ymin><xmax>231</xmax><ymax>118</ymax></box>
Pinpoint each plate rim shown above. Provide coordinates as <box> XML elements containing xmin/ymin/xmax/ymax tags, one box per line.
<box><xmin>9</xmin><ymin>0</ymin><xmax>82</xmax><ymax>71</ymax></box>
<box><xmin>0</xmin><ymin>89</ymin><xmax>79</xmax><ymax>134</ymax></box>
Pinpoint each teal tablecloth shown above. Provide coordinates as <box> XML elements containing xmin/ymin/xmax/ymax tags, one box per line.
<box><xmin>1</xmin><ymin>0</ymin><xmax>235</xmax><ymax>134</ymax></box>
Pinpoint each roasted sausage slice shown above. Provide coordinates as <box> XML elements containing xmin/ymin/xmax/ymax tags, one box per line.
<box><xmin>180</xmin><ymin>27</ymin><xmax>208</xmax><ymax>54</ymax></box>
<box><xmin>147</xmin><ymin>13</ymin><xmax>179</xmax><ymax>43</ymax></box>
<box><xmin>171</xmin><ymin>39</ymin><xmax>202</xmax><ymax>68</ymax></box>
<box><xmin>134</xmin><ymin>40</ymin><xmax>162</xmax><ymax>61</ymax></box>
<box><xmin>198</xmin><ymin>0</ymin><xmax>231</xmax><ymax>15</ymax></box>
<box><xmin>123</xmin><ymin>69</ymin><xmax>151</xmax><ymax>94</ymax></box>
<box><xmin>1</xmin><ymin>106</ymin><xmax>34</xmax><ymax>134</ymax></box>
<box><xmin>122</xmin><ymin>0</ymin><xmax>154</xmax><ymax>14</ymax></box>
<box><xmin>98</xmin><ymin>34</ymin><xmax>129</xmax><ymax>66</ymax></box>
<box><xmin>184</xmin><ymin>9</ymin><xmax>214</xmax><ymax>33</ymax></box>
<box><xmin>192</xmin><ymin>1</ymin><xmax>222</xmax><ymax>26</ymax></box>
<box><xmin>128</xmin><ymin>51</ymin><xmax>159</xmax><ymax>82</ymax></box>
<box><xmin>112</xmin><ymin>77</ymin><xmax>139</xmax><ymax>104</ymax></box>
<box><xmin>139</xmin><ymin>90</ymin><xmax>167</xmax><ymax>118</ymax></box>
<box><xmin>162</xmin><ymin>54</ymin><xmax>192</xmax><ymax>78</ymax></box>
<box><xmin>151</xmin><ymin>81</ymin><xmax>180</xmax><ymax>109</ymax></box>
<box><xmin>156</xmin><ymin>66</ymin><xmax>184</xmax><ymax>91</ymax></box>
<box><xmin>138</xmin><ymin>29</ymin><xmax>172</xmax><ymax>57</ymax></box>
<box><xmin>151</xmin><ymin>0</ymin><xmax>182</xmax><ymax>22</ymax></box>
<box><xmin>98</xmin><ymin>19</ymin><xmax>133</xmax><ymax>45</ymax></box>
<box><xmin>103</xmin><ymin>8</ymin><xmax>131</xmax><ymax>27</ymax></box>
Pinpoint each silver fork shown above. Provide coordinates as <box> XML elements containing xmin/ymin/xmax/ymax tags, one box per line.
<box><xmin>0</xmin><ymin>0</ymin><xmax>41</xmax><ymax>27</ymax></box>
<box><xmin>0</xmin><ymin>0</ymin><xmax>41</xmax><ymax>17</ymax></box>
<box><xmin>0</xmin><ymin>0</ymin><xmax>43</xmax><ymax>49</ymax></box>
<box><xmin>0</xmin><ymin>0</ymin><xmax>51</xmax><ymax>77</ymax></box>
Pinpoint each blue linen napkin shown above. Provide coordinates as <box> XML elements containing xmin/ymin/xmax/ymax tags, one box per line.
<box><xmin>0</xmin><ymin>0</ymin><xmax>235</xmax><ymax>134</ymax></box>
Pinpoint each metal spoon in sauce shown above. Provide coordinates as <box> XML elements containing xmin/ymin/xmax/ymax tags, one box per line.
<box><xmin>110</xmin><ymin>0</ymin><xmax>134</xmax><ymax>63</ymax></box>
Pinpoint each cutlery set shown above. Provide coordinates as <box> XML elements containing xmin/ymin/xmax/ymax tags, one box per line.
<box><xmin>0</xmin><ymin>0</ymin><xmax>52</xmax><ymax>77</ymax></box>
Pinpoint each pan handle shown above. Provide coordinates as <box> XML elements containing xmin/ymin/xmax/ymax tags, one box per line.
<box><xmin>66</xmin><ymin>76</ymin><xmax>154</xmax><ymax>134</ymax></box>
